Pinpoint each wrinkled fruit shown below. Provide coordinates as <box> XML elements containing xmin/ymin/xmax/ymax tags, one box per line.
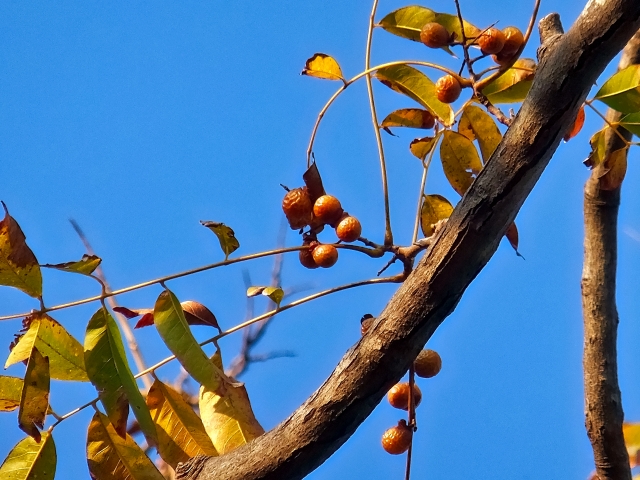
<box><xmin>299</xmin><ymin>245</ymin><xmax>319</xmax><ymax>269</ymax></box>
<box><xmin>313</xmin><ymin>195</ymin><xmax>344</xmax><ymax>226</ymax></box>
<box><xmin>500</xmin><ymin>26</ymin><xmax>524</xmax><ymax>57</ymax></box>
<box><xmin>335</xmin><ymin>215</ymin><xmax>362</xmax><ymax>243</ymax></box>
<box><xmin>360</xmin><ymin>314</ymin><xmax>374</xmax><ymax>335</ymax></box>
<box><xmin>435</xmin><ymin>75</ymin><xmax>462</xmax><ymax>104</ymax></box>
<box><xmin>282</xmin><ymin>187</ymin><xmax>313</xmax><ymax>230</ymax></box>
<box><xmin>414</xmin><ymin>349</ymin><xmax>442</xmax><ymax>378</ymax></box>
<box><xmin>387</xmin><ymin>382</ymin><xmax>422</xmax><ymax>411</ymax></box>
<box><xmin>420</xmin><ymin>22</ymin><xmax>450</xmax><ymax>49</ymax></box>
<box><xmin>381</xmin><ymin>420</ymin><xmax>413</xmax><ymax>455</ymax></box>
<box><xmin>312</xmin><ymin>244</ymin><xmax>338</xmax><ymax>268</ymax></box>
<box><xmin>477</xmin><ymin>27</ymin><xmax>506</xmax><ymax>55</ymax></box>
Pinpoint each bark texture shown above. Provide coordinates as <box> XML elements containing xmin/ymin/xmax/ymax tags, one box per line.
<box><xmin>177</xmin><ymin>2</ymin><xmax>640</xmax><ymax>479</ymax></box>
<box><xmin>582</xmin><ymin>30</ymin><xmax>640</xmax><ymax>480</ymax></box>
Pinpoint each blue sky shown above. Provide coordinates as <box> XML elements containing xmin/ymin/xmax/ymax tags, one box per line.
<box><xmin>1</xmin><ymin>1</ymin><xmax>639</xmax><ymax>479</ymax></box>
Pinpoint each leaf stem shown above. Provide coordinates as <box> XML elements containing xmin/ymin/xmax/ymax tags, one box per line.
<box><xmin>412</xmin><ymin>137</ymin><xmax>439</xmax><ymax>244</ymax></box>
<box><xmin>585</xmin><ymin>100</ymin><xmax>631</xmax><ymax>146</ymax></box>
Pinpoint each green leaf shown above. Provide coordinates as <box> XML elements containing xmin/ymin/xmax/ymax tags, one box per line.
<box><xmin>420</xmin><ymin>195</ymin><xmax>454</xmax><ymax>237</ymax></box>
<box><xmin>0</xmin><ymin>203</ymin><xmax>42</xmax><ymax>299</ymax></box>
<box><xmin>409</xmin><ymin>136</ymin><xmax>438</xmax><ymax>161</ymax></box>
<box><xmin>381</xmin><ymin>108</ymin><xmax>435</xmax><ymax>129</ymax></box>
<box><xmin>376</xmin><ymin>65</ymin><xmax>454</xmax><ymax>126</ymax></box>
<box><xmin>43</xmin><ymin>254</ymin><xmax>102</xmax><ymax>276</ymax></box>
<box><xmin>200</xmin><ymin>221</ymin><xmax>240</xmax><ymax>260</ymax></box>
<box><xmin>246</xmin><ymin>286</ymin><xmax>284</xmax><ymax>308</ymax></box>
<box><xmin>584</xmin><ymin>128</ymin><xmax>607</xmax><ymax>169</ymax></box>
<box><xmin>481</xmin><ymin>59</ymin><xmax>536</xmax><ymax>104</ymax></box>
<box><xmin>0</xmin><ymin>432</ymin><xmax>56</xmax><ymax>480</ymax></box>
<box><xmin>433</xmin><ymin>13</ymin><xmax>480</xmax><ymax>44</ymax></box>
<box><xmin>154</xmin><ymin>289</ymin><xmax>224</xmax><ymax>392</ymax></box>
<box><xmin>18</xmin><ymin>348</ymin><xmax>49</xmax><ymax>442</ymax></box>
<box><xmin>619</xmin><ymin>111</ymin><xmax>640</xmax><ymax>136</ymax></box>
<box><xmin>87</xmin><ymin>411</ymin><xmax>164</xmax><ymax>480</ymax></box>
<box><xmin>0</xmin><ymin>376</ymin><xmax>23</xmax><ymax>412</ymax></box>
<box><xmin>458</xmin><ymin>105</ymin><xmax>502</xmax><ymax>161</ymax></box>
<box><xmin>147</xmin><ymin>379</ymin><xmax>218</xmax><ymax>468</ymax></box>
<box><xmin>301</xmin><ymin>53</ymin><xmax>344</xmax><ymax>81</ymax></box>
<box><xmin>440</xmin><ymin>130</ymin><xmax>483</xmax><ymax>196</ymax></box>
<box><xmin>6</xmin><ymin>313</ymin><xmax>88</xmax><ymax>382</ymax></box>
<box><xmin>84</xmin><ymin>307</ymin><xmax>157</xmax><ymax>446</ymax></box>
<box><xmin>595</xmin><ymin>65</ymin><xmax>640</xmax><ymax>113</ymax></box>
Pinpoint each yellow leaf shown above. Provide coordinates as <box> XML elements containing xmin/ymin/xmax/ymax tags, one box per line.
<box><xmin>200</xmin><ymin>382</ymin><xmax>265</xmax><ymax>455</ymax></box>
<box><xmin>381</xmin><ymin>108</ymin><xmax>435</xmax><ymax>129</ymax></box>
<box><xmin>0</xmin><ymin>202</ymin><xmax>42</xmax><ymax>299</ymax></box>
<box><xmin>146</xmin><ymin>379</ymin><xmax>217</xmax><ymax>468</ymax></box>
<box><xmin>0</xmin><ymin>432</ymin><xmax>56</xmax><ymax>479</ymax></box>
<box><xmin>420</xmin><ymin>195</ymin><xmax>454</xmax><ymax>237</ymax></box>
<box><xmin>458</xmin><ymin>105</ymin><xmax>502</xmax><ymax>161</ymax></box>
<box><xmin>200</xmin><ymin>221</ymin><xmax>240</xmax><ymax>260</ymax></box>
<box><xmin>409</xmin><ymin>136</ymin><xmax>438</xmax><ymax>161</ymax></box>
<box><xmin>43</xmin><ymin>254</ymin><xmax>102</xmax><ymax>276</ymax></box>
<box><xmin>301</xmin><ymin>53</ymin><xmax>344</xmax><ymax>81</ymax></box>
<box><xmin>481</xmin><ymin>59</ymin><xmax>536</xmax><ymax>104</ymax></box>
<box><xmin>0</xmin><ymin>376</ymin><xmax>23</xmax><ymax>412</ymax></box>
<box><xmin>87</xmin><ymin>411</ymin><xmax>164</xmax><ymax>480</ymax></box>
<box><xmin>440</xmin><ymin>130</ymin><xmax>483</xmax><ymax>196</ymax></box>
<box><xmin>246</xmin><ymin>286</ymin><xmax>284</xmax><ymax>307</ymax></box>
<box><xmin>18</xmin><ymin>348</ymin><xmax>49</xmax><ymax>442</ymax></box>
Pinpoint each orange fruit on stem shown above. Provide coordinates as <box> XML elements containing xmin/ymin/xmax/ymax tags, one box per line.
<box><xmin>435</xmin><ymin>75</ymin><xmax>462</xmax><ymax>104</ymax></box>
<box><xmin>414</xmin><ymin>349</ymin><xmax>442</xmax><ymax>378</ymax></box>
<box><xmin>500</xmin><ymin>26</ymin><xmax>524</xmax><ymax>57</ymax></box>
<box><xmin>299</xmin><ymin>244</ymin><xmax>319</xmax><ymax>269</ymax></box>
<box><xmin>387</xmin><ymin>382</ymin><xmax>422</xmax><ymax>411</ymax></box>
<box><xmin>477</xmin><ymin>27</ymin><xmax>506</xmax><ymax>55</ymax></box>
<box><xmin>313</xmin><ymin>195</ymin><xmax>344</xmax><ymax>226</ymax></box>
<box><xmin>312</xmin><ymin>244</ymin><xmax>338</xmax><ymax>268</ymax></box>
<box><xmin>282</xmin><ymin>187</ymin><xmax>313</xmax><ymax>230</ymax></box>
<box><xmin>335</xmin><ymin>215</ymin><xmax>362</xmax><ymax>242</ymax></box>
<box><xmin>420</xmin><ymin>22</ymin><xmax>450</xmax><ymax>49</ymax></box>
<box><xmin>381</xmin><ymin>420</ymin><xmax>413</xmax><ymax>455</ymax></box>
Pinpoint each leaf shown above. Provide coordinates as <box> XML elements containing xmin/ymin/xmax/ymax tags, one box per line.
<box><xmin>458</xmin><ymin>105</ymin><xmax>502</xmax><ymax>161</ymax></box>
<box><xmin>42</xmin><ymin>254</ymin><xmax>102</xmax><ymax>276</ymax></box>
<box><xmin>376</xmin><ymin>65</ymin><xmax>454</xmax><ymax>126</ymax></box>
<box><xmin>114</xmin><ymin>301</ymin><xmax>220</xmax><ymax>331</ymax></box>
<box><xmin>409</xmin><ymin>136</ymin><xmax>438</xmax><ymax>161</ymax></box>
<box><xmin>6</xmin><ymin>313</ymin><xmax>88</xmax><ymax>382</ymax></box>
<box><xmin>199</xmin><ymin>381</ymin><xmax>265</xmax><ymax>455</ymax></box>
<box><xmin>505</xmin><ymin>222</ymin><xmax>523</xmax><ymax>257</ymax></box>
<box><xmin>302</xmin><ymin>161</ymin><xmax>326</xmax><ymax>203</ymax></box>
<box><xmin>481</xmin><ymin>59</ymin><xmax>536</xmax><ymax>104</ymax></box>
<box><xmin>584</xmin><ymin>128</ymin><xmax>607</xmax><ymax>169</ymax></box>
<box><xmin>84</xmin><ymin>307</ymin><xmax>157</xmax><ymax>445</ymax></box>
<box><xmin>619</xmin><ymin>111</ymin><xmax>640</xmax><ymax>136</ymax></box>
<box><xmin>597</xmin><ymin>147</ymin><xmax>628</xmax><ymax>191</ymax></box>
<box><xmin>440</xmin><ymin>130</ymin><xmax>483</xmax><ymax>195</ymax></box>
<box><xmin>146</xmin><ymin>379</ymin><xmax>217</xmax><ymax>468</ymax></box>
<box><xmin>200</xmin><ymin>221</ymin><xmax>239</xmax><ymax>260</ymax></box>
<box><xmin>246</xmin><ymin>286</ymin><xmax>284</xmax><ymax>308</ymax></box>
<box><xmin>154</xmin><ymin>289</ymin><xmax>224</xmax><ymax>393</ymax></box>
<box><xmin>563</xmin><ymin>105</ymin><xmax>585</xmax><ymax>142</ymax></box>
<box><xmin>594</xmin><ymin>65</ymin><xmax>640</xmax><ymax>113</ymax></box>
<box><xmin>381</xmin><ymin>108</ymin><xmax>435</xmax><ymax>129</ymax></box>
<box><xmin>0</xmin><ymin>376</ymin><xmax>23</xmax><ymax>411</ymax></box>
<box><xmin>0</xmin><ymin>203</ymin><xmax>42</xmax><ymax>299</ymax></box>
<box><xmin>420</xmin><ymin>195</ymin><xmax>454</xmax><ymax>237</ymax></box>
<box><xmin>301</xmin><ymin>53</ymin><xmax>344</xmax><ymax>81</ymax></box>
<box><xmin>87</xmin><ymin>411</ymin><xmax>164</xmax><ymax>480</ymax></box>
<box><xmin>0</xmin><ymin>432</ymin><xmax>56</xmax><ymax>480</ymax></box>
<box><xmin>624</xmin><ymin>423</ymin><xmax>640</xmax><ymax>468</ymax></box>
<box><xmin>18</xmin><ymin>348</ymin><xmax>49</xmax><ymax>442</ymax></box>
<box><xmin>378</xmin><ymin>6</ymin><xmax>478</xmax><ymax>48</ymax></box>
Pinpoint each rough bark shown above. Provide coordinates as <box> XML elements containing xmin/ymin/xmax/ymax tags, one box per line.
<box><xmin>176</xmin><ymin>1</ymin><xmax>640</xmax><ymax>479</ymax></box>
<box><xmin>582</xmin><ymin>30</ymin><xmax>640</xmax><ymax>480</ymax></box>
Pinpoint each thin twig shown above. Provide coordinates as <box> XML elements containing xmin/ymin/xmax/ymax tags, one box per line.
<box><xmin>584</xmin><ymin>100</ymin><xmax>631</xmax><ymax>146</ymax></box>
<box><xmin>405</xmin><ymin>365</ymin><xmax>417</xmax><ymax>480</ymax></box>
<box><xmin>412</xmin><ymin>136</ymin><xmax>440</xmax><ymax>243</ymax></box>
<box><xmin>454</xmin><ymin>0</ymin><xmax>476</xmax><ymax>80</ymax></box>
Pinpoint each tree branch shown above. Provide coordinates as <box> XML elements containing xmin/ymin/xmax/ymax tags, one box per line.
<box><xmin>176</xmin><ymin>2</ymin><xmax>640</xmax><ymax>478</ymax></box>
<box><xmin>582</xmin><ymin>29</ymin><xmax>640</xmax><ymax>480</ymax></box>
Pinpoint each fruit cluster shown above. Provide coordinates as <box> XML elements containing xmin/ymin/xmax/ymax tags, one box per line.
<box><xmin>282</xmin><ymin>188</ymin><xmax>362</xmax><ymax>269</ymax></box>
<box><xmin>419</xmin><ymin>22</ymin><xmax>525</xmax><ymax>104</ymax></box>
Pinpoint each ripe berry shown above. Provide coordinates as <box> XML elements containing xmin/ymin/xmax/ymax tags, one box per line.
<box><xmin>312</xmin><ymin>244</ymin><xmax>338</xmax><ymax>268</ymax></box>
<box><xmin>477</xmin><ymin>27</ymin><xmax>506</xmax><ymax>55</ymax></box>
<box><xmin>420</xmin><ymin>22</ymin><xmax>450</xmax><ymax>49</ymax></box>
<box><xmin>500</xmin><ymin>26</ymin><xmax>525</xmax><ymax>57</ymax></box>
<box><xmin>387</xmin><ymin>382</ymin><xmax>422</xmax><ymax>411</ymax></box>
<box><xmin>381</xmin><ymin>420</ymin><xmax>413</xmax><ymax>455</ymax></box>
<box><xmin>313</xmin><ymin>195</ymin><xmax>344</xmax><ymax>226</ymax></box>
<box><xmin>360</xmin><ymin>313</ymin><xmax>374</xmax><ymax>335</ymax></box>
<box><xmin>282</xmin><ymin>187</ymin><xmax>313</xmax><ymax>230</ymax></box>
<box><xmin>435</xmin><ymin>75</ymin><xmax>462</xmax><ymax>104</ymax></box>
<box><xmin>414</xmin><ymin>349</ymin><xmax>442</xmax><ymax>378</ymax></box>
<box><xmin>299</xmin><ymin>244</ymin><xmax>319</xmax><ymax>269</ymax></box>
<box><xmin>335</xmin><ymin>215</ymin><xmax>362</xmax><ymax>243</ymax></box>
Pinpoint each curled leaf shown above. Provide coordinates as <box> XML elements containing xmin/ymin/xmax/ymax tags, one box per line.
<box><xmin>595</xmin><ymin>65</ymin><xmax>640</xmax><ymax>113</ymax></box>
<box><xmin>301</xmin><ymin>53</ymin><xmax>344</xmax><ymax>81</ymax></box>
<box><xmin>381</xmin><ymin>108</ymin><xmax>435</xmax><ymax>129</ymax></box>
<box><xmin>458</xmin><ymin>105</ymin><xmax>502</xmax><ymax>161</ymax></box>
<box><xmin>563</xmin><ymin>105</ymin><xmax>586</xmax><ymax>142</ymax></box>
<box><xmin>409</xmin><ymin>136</ymin><xmax>438</xmax><ymax>161</ymax></box>
<box><xmin>302</xmin><ymin>161</ymin><xmax>326</xmax><ymax>203</ymax></box>
<box><xmin>481</xmin><ymin>59</ymin><xmax>536</xmax><ymax>104</ymax></box>
<box><xmin>114</xmin><ymin>301</ymin><xmax>219</xmax><ymax>331</ymax></box>
<box><xmin>376</xmin><ymin>65</ymin><xmax>454</xmax><ymax>126</ymax></box>
<box><xmin>440</xmin><ymin>130</ymin><xmax>483</xmax><ymax>196</ymax></box>
<box><xmin>584</xmin><ymin>128</ymin><xmax>607</xmax><ymax>169</ymax></box>
<box><xmin>43</xmin><ymin>254</ymin><xmax>102</xmax><ymax>276</ymax></box>
<box><xmin>0</xmin><ymin>202</ymin><xmax>42</xmax><ymax>299</ymax></box>
<box><xmin>246</xmin><ymin>286</ymin><xmax>284</xmax><ymax>308</ymax></box>
<box><xmin>18</xmin><ymin>348</ymin><xmax>49</xmax><ymax>442</ymax></box>
<box><xmin>201</xmin><ymin>221</ymin><xmax>240</xmax><ymax>260</ymax></box>
<box><xmin>420</xmin><ymin>195</ymin><xmax>454</xmax><ymax>237</ymax></box>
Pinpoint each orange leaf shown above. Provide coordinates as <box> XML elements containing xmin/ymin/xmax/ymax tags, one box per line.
<box><xmin>563</xmin><ymin>105</ymin><xmax>585</xmax><ymax>142</ymax></box>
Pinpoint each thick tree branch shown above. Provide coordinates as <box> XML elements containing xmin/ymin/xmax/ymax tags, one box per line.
<box><xmin>177</xmin><ymin>2</ymin><xmax>640</xmax><ymax>479</ymax></box>
<box><xmin>582</xmin><ymin>30</ymin><xmax>640</xmax><ymax>480</ymax></box>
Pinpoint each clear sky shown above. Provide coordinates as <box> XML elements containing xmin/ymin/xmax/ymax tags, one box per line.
<box><xmin>1</xmin><ymin>1</ymin><xmax>639</xmax><ymax>479</ymax></box>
